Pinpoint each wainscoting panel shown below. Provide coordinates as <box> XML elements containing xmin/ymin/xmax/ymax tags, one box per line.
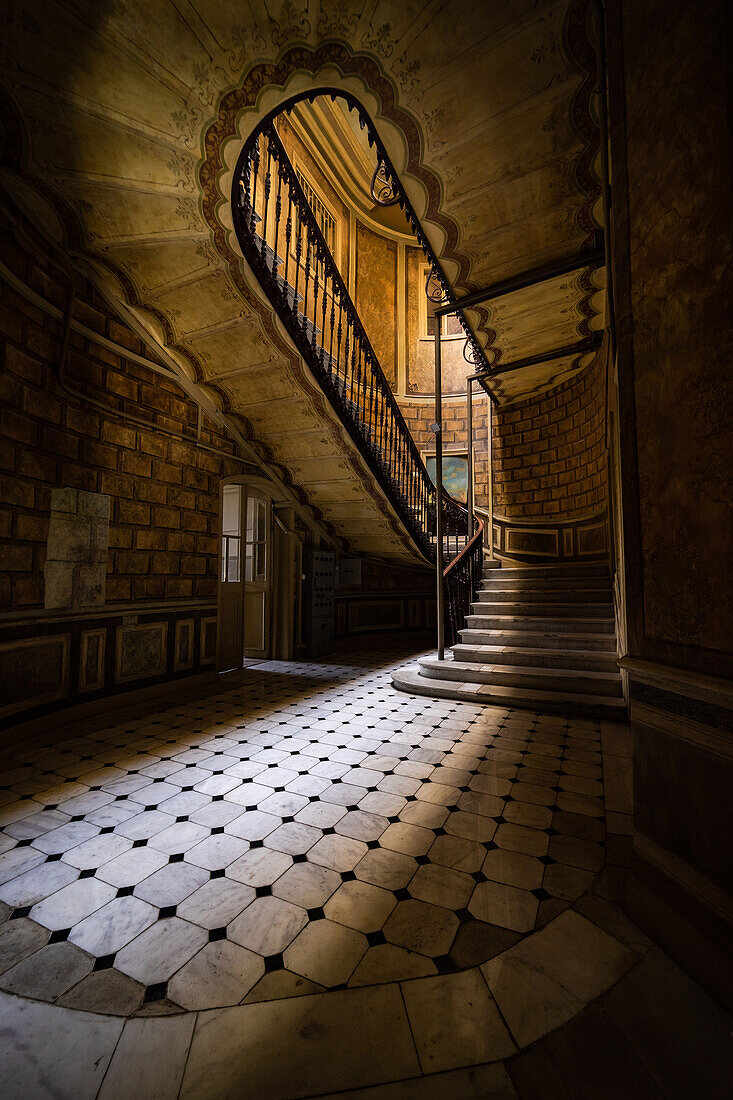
<box><xmin>0</xmin><ymin>602</ymin><xmax>217</xmax><ymax>730</ymax></box>
<box><xmin>492</xmin><ymin>511</ymin><xmax>608</xmax><ymax>563</ymax></box>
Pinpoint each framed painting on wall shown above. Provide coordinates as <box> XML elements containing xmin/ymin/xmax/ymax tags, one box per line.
<box><xmin>425</xmin><ymin>451</ymin><xmax>470</xmax><ymax>505</ymax></box>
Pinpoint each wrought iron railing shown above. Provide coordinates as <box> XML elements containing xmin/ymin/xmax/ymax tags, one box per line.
<box><xmin>444</xmin><ymin>512</ymin><xmax>485</xmax><ymax>647</ymax></box>
<box><xmin>232</xmin><ymin>105</ymin><xmax>481</xmax><ymax>640</ymax></box>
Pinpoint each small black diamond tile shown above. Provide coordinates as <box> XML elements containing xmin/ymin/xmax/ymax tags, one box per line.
<box><xmin>531</xmin><ymin>888</ymin><xmax>551</xmax><ymax>901</ymax></box>
<box><xmin>255</xmin><ymin>885</ymin><xmax>272</xmax><ymax>898</ymax></box>
<box><xmin>45</xmin><ymin>854</ymin><xmax>63</xmax><ymax>863</ymax></box>
<box><xmin>281</xmin><ymin>816</ymin><xmax>294</xmax><ymax>824</ymax></box>
<box><xmin>49</xmin><ymin>927</ymin><xmax>71</xmax><ymax>943</ymax></box>
<box><xmin>539</xmin><ymin>855</ymin><xmax>555</xmax><ymax>865</ymax></box>
<box><xmin>176</xmin><ymin>816</ymin><xmax>189</xmax><ymax>823</ymax></box>
<box><xmin>365</xmin><ymin>929</ymin><xmax>386</xmax><ymax>947</ymax></box>
<box><xmin>159</xmin><ymin>905</ymin><xmax>177</xmax><ymax>918</ymax></box>
<box><xmin>143</xmin><ymin>982</ymin><xmax>168</xmax><ymax>1003</ymax></box>
<box><xmin>307</xmin><ymin>907</ymin><xmax>325</xmax><ymax>921</ymax></box>
<box><xmin>209</xmin><ymin>926</ymin><xmax>227</xmax><ymax>942</ymax></box>
<box><xmin>99</xmin><ymin>827</ymin><xmax>114</xmax><ymax>835</ymax></box>
<box><xmin>292</xmin><ymin>853</ymin><xmax>308</xmax><ymax>863</ymax></box>
<box><xmin>79</xmin><ymin>868</ymin><xmax>97</xmax><ymax>879</ymax></box>
<box><xmin>447</xmin><ymin>804</ymin><xmax>460</xmax><ymax>813</ymax></box>
<box><xmin>433</xmin><ymin>827</ymin><xmax>447</xmax><ymax>837</ymax></box>
<box><xmin>322</xmin><ymin>827</ymin><xmax>336</xmax><ymax>836</ymax></box>
<box><xmin>10</xmin><ymin>906</ymin><xmax>32</xmax><ymax>919</ymax></box>
<box><xmin>169</xmin><ymin>853</ymin><xmax>186</xmax><ymax>864</ymax></box>
<box><xmin>210</xmin><ymin>868</ymin><xmax>225</xmax><ymax>879</ymax></box>
<box><xmin>93</xmin><ymin>953</ymin><xmax>116</xmax><ymax>971</ymax></box>
<box><xmin>393</xmin><ymin>887</ymin><xmax>410</xmax><ymax>901</ymax></box>
<box><xmin>69</xmin><ymin>815</ymin><xmax>84</xmax><ymax>822</ymax></box>
<box><xmin>211</xmin><ymin>826</ymin><xmax>225</xmax><ymax>835</ymax></box>
<box><xmin>116</xmin><ymin>885</ymin><xmax>135</xmax><ymax>898</ymax></box>
<box><xmin>366</xmin><ymin>840</ymin><xmax>380</xmax><ymax>850</ymax></box>
<box><xmin>483</xmin><ymin>840</ymin><xmax>498</xmax><ymax>851</ymax></box>
<box><xmin>340</xmin><ymin>870</ymin><xmax>356</xmax><ymax>882</ymax></box>
<box><xmin>455</xmin><ymin>907</ymin><xmax>473</xmax><ymax>923</ymax></box>
<box><xmin>434</xmin><ymin>954</ymin><xmax>459</xmax><ymax>974</ymax></box>
<box><xmin>250</xmin><ymin>839</ymin><xmax>264</xmax><ymax>850</ymax></box>
<box><xmin>493</xmin><ymin>816</ymin><xmax>507</xmax><ymax>825</ymax></box>
<box><xmin>212</xmin><ymin>795</ymin><xmax>224</xmax><ymax>802</ymax></box>
<box><xmin>132</xmin><ymin>839</ymin><xmax>147</xmax><ymax>849</ymax></box>
<box><xmin>15</xmin><ymin>838</ymin><xmax>33</xmax><ymax>848</ymax></box>
<box><xmin>264</xmin><ymin>953</ymin><xmax>284</xmax><ymax>973</ymax></box>
<box><xmin>504</xmin><ymin>795</ymin><xmax>515</xmax><ymax>803</ymax></box>
<box><xmin>471</xmin><ymin>871</ymin><xmax>488</xmax><ymax>883</ymax></box>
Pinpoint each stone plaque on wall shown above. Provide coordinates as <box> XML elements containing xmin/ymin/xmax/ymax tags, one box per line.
<box><xmin>115</xmin><ymin>623</ymin><xmax>167</xmax><ymax>683</ymax></box>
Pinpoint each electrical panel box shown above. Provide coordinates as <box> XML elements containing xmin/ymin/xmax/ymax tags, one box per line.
<box><xmin>302</xmin><ymin>548</ymin><xmax>336</xmax><ymax>656</ymax></box>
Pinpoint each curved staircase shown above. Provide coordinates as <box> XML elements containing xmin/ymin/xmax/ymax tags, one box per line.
<box><xmin>393</xmin><ymin>560</ymin><xmax>626</xmax><ymax>719</ymax></box>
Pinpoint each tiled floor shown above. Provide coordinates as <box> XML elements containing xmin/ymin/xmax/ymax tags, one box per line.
<box><xmin>0</xmin><ymin>638</ymin><xmax>730</xmax><ymax>1099</ymax></box>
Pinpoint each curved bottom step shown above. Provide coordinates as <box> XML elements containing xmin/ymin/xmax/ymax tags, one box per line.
<box><xmin>391</xmin><ymin>664</ymin><xmax>627</xmax><ymax>720</ymax></box>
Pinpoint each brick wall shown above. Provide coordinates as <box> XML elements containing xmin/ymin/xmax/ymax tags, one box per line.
<box><xmin>492</xmin><ymin>355</ymin><xmax>608</xmax><ymax>519</ymax></box>
<box><xmin>398</xmin><ymin>396</ymin><xmax>491</xmax><ymax>511</ymax></box>
<box><xmin>0</xmin><ymin>217</ymin><xmax>254</xmax><ymax>612</ymax></box>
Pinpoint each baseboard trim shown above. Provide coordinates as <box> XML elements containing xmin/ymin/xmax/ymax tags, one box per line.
<box><xmin>0</xmin><ymin>671</ymin><xmax>217</xmax><ymax>760</ymax></box>
<box><xmin>627</xmin><ymin>846</ymin><xmax>733</xmax><ymax>1012</ymax></box>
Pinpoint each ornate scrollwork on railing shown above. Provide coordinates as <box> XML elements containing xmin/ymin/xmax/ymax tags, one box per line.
<box><xmin>425</xmin><ymin>265</ymin><xmax>447</xmax><ymax>304</ymax></box>
<box><xmin>370</xmin><ymin>161</ymin><xmax>399</xmax><ymax>206</ymax></box>
<box><xmin>462</xmin><ymin>338</ymin><xmax>481</xmax><ymax>365</ymax></box>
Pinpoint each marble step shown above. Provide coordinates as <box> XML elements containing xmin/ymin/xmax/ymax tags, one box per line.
<box><xmin>451</xmin><ymin>643</ymin><xmax>619</xmax><ymax>672</ymax></box>
<box><xmin>417</xmin><ymin>656</ymin><xmax>623</xmax><ymax>697</ymax></box>
<box><xmin>391</xmin><ymin>665</ymin><xmax>627</xmax><ymax>719</ymax></box>
<box><xmin>471</xmin><ymin>600</ymin><xmax>613</xmax><ymax>617</ymax></box>
<box><xmin>479</xmin><ymin>579</ymin><xmax>611</xmax><ymax>594</ymax></box>
<box><xmin>458</xmin><ymin>628</ymin><xmax>617</xmax><ymax>651</ymax></box>
<box><xmin>464</xmin><ymin>613</ymin><xmax>615</xmax><ymax>634</ymax></box>
<box><xmin>484</xmin><ymin>563</ymin><xmax>609</xmax><ymax>579</ymax></box>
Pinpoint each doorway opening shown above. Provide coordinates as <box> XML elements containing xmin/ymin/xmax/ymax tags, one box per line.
<box><xmin>217</xmin><ymin>478</ymin><xmax>300</xmax><ymax>671</ymax></box>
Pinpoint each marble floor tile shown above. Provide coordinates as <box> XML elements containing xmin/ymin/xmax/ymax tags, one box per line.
<box><xmin>408</xmin><ymin>863</ymin><xmax>475</xmax><ymax>909</ymax></box>
<box><xmin>114</xmin><ymin>916</ymin><xmax>207</xmax><ymax>985</ymax></box>
<box><xmin>184</xmin><ymin>833</ymin><xmax>250</xmax><ymax>871</ymax></box>
<box><xmin>69</xmin><ymin>895</ymin><xmax>158</xmax><ymax>955</ymax></box>
<box><xmin>349</xmin><ymin>943</ymin><xmax>437</xmax><ymax>987</ymax></box>
<box><xmin>379</xmin><ymin>822</ymin><xmax>434</xmax><ymax>856</ymax></box>
<box><xmin>229</xmin><ymin>894</ymin><xmax>308</xmax><ymax>955</ymax></box>
<box><xmin>31</xmin><ymin>877</ymin><xmax>117</xmax><ymax>930</ymax></box>
<box><xmin>428</xmin><ymin>834</ymin><xmax>485</xmax><ymax>873</ymax></box>
<box><xmin>0</xmin><ymin>991</ymin><xmax>122</xmax><ymax>1100</ymax></box>
<box><xmin>469</xmin><ymin>882</ymin><xmax>539</xmax><ymax>933</ymax></box>
<box><xmin>58</xmin><ymin>968</ymin><xmax>145</xmax><ymax>1015</ymax></box>
<box><xmin>402</xmin><ymin>969</ymin><xmax>516</xmax><ymax>1073</ymax></box>
<box><xmin>146</xmin><ymin>820</ymin><xmax>209</xmax><ymax>855</ymax></box>
<box><xmin>98</xmin><ymin>1012</ymin><xmax>196</xmax><ymax>1099</ymax></box>
<box><xmin>308</xmin><ymin>834</ymin><xmax>367</xmax><ymax>872</ymax></box>
<box><xmin>0</xmin><ymin>940</ymin><xmax>93</xmax><ymax>999</ymax></box>
<box><xmin>0</xmin><ymin>917</ymin><xmax>48</xmax><ymax>974</ymax></box>
<box><xmin>134</xmin><ymin>862</ymin><xmax>209</xmax><ymax>907</ymax></box>
<box><xmin>324</xmin><ymin>880</ymin><xmax>397</xmax><ymax>933</ymax></box>
<box><xmin>177</xmin><ymin>879</ymin><xmax>255</xmax><ymax>929</ymax></box>
<box><xmin>355</xmin><ymin>848</ymin><xmax>417</xmax><ymax>891</ymax></box>
<box><xmin>482</xmin><ymin>849</ymin><xmax>545</xmax><ymax>891</ymax></box>
<box><xmin>227</xmin><ymin>847</ymin><xmax>292</xmax><ymax>887</ymax></box>
<box><xmin>284</xmin><ymin>918</ymin><xmax>368</xmax><ymax>987</ymax></box>
<box><xmin>225</xmin><ymin>808</ymin><xmax>280</xmax><ymax>841</ymax></box>
<box><xmin>272</xmin><ymin>862</ymin><xmax>341</xmax><ymax>910</ymax></box>
<box><xmin>168</xmin><ymin>939</ymin><xmax>264</xmax><ymax>1009</ymax></box>
<box><xmin>60</xmin><ymin>832</ymin><xmax>132</xmax><ymax>870</ymax></box>
<box><xmin>265</xmin><ymin>821</ymin><xmax>321</xmax><ymax>855</ymax></box>
<box><xmin>0</xmin><ymin>846</ymin><xmax>46</xmax><ymax>884</ymax></box>
<box><xmin>482</xmin><ymin>910</ymin><xmax>636</xmax><ymax>1047</ymax></box>
<box><xmin>0</xmin><ymin>859</ymin><xmax>78</xmax><ymax>908</ymax></box>
<box><xmin>180</xmin><ymin>985</ymin><xmax>420</xmax><ymax>1099</ymax></box>
<box><xmin>384</xmin><ymin>899</ymin><xmax>459</xmax><ymax>956</ymax></box>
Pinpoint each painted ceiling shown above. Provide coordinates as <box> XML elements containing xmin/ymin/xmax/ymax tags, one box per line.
<box><xmin>0</xmin><ymin>0</ymin><xmax>606</xmax><ymax>561</ymax></box>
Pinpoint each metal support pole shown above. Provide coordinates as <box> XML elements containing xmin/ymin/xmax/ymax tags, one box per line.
<box><xmin>434</xmin><ymin>326</ymin><xmax>444</xmax><ymax>660</ymax></box>
<box><xmin>488</xmin><ymin>395</ymin><xmax>494</xmax><ymax>559</ymax></box>
<box><xmin>466</xmin><ymin>378</ymin><xmax>474</xmax><ymax>540</ymax></box>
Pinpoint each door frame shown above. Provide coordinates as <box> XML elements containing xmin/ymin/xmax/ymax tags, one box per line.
<box><xmin>216</xmin><ymin>475</ymin><xmax>299</xmax><ymax>671</ymax></box>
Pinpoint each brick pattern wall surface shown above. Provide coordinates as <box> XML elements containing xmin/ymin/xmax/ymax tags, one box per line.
<box><xmin>492</xmin><ymin>357</ymin><xmax>608</xmax><ymax>519</ymax></box>
<box><xmin>0</xmin><ymin>219</ymin><xmax>253</xmax><ymax>611</ymax></box>
<box><xmin>398</xmin><ymin>397</ymin><xmax>491</xmax><ymax>511</ymax></box>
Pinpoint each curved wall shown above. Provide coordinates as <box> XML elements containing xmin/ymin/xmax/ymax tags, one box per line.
<box><xmin>491</xmin><ymin>353</ymin><xmax>609</xmax><ymax>561</ymax></box>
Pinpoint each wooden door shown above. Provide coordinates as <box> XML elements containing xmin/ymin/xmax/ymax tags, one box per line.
<box><xmin>217</xmin><ymin>484</ymin><xmax>244</xmax><ymax>672</ymax></box>
<box><xmin>243</xmin><ymin>491</ymin><xmax>271</xmax><ymax>659</ymax></box>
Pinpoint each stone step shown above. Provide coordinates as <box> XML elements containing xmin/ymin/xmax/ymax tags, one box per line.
<box><xmin>471</xmin><ymin>600</ymin><xmax>614</xmax><ymax>617</ymax></box>
<box><xmin>451</xmin><ymin>643</ymin><xmax>619</xmax><ymax>672</ymax></box>
<box><xmin>391</xmin><ymin>665</ymin><xmax>627</xmax><ymax>720</ymax></box>
<box><xmin>483</xmin><ymin>563</ymin><xmax>609</xmax><ymax>579</ymax></box>
<box><xmin>464</xmin><ymin>613</ymin><xmax>615</xmax><ymax>634</ymax></box>
<box><xmin>479</xmin><ymin>579</ymin><xmax>611</xmax><ymax>593</ymax></box>
<box><xmin>417</xmin><ymin>656</ymin><xmax>623</xmax><ymax>697</ymax></box>
<box><xmin>458</xmin><ymin>628</ymin><xmax>617</xmax><ymax>651</ymax></box>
